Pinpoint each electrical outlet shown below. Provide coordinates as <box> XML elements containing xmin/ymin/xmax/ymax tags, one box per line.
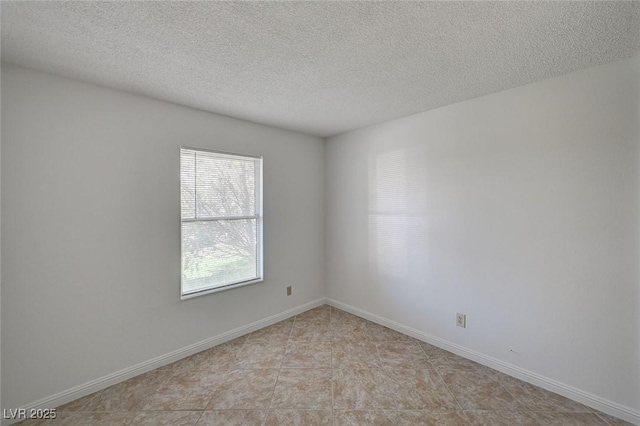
<box><xmin>456</xmin><ymin>313</ymin><xmax>466</xmax><ymax>328</ymax></box>
<box><xmin>287</xmin><ymin>286</ymin><xmax>292</xmax><ymax>296</ymax></box>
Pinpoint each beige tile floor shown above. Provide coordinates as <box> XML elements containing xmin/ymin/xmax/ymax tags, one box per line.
<box><xmin>18</xmin><ymin>305</ymin><xmax>632</xmax><ymax>425</ymax></box>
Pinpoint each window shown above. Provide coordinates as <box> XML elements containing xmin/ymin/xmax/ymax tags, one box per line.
<box><xmin>180</xmin><ymin>147</ymin><xmax>263</xmax><ymax>299</ymax></box>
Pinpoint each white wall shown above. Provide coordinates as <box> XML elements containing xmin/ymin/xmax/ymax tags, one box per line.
<box><xmin>1</xmin><ymin>64</ymin><xmax>325</xmax><ymax>409</ymax></box>
<box><xmin>326</xmin><ymin>55</ymin><xmax>640</xmax><ymax>411</ymax></box>
<box><xmin>3</xmin><ymin>55</ymin><xmax>639</xmax><ymax>417</ymax></box>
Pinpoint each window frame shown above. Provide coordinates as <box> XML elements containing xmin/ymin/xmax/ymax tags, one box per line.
<box><xmin>180</xmin><ymin>146</ymin><xmax>264</xmax><ymax>300</ymax></box>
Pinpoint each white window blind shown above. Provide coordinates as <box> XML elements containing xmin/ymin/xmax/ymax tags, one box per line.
<box><xmin>180</xmin><ymin>147</ymin><xmax>263</xmax><ymax>299</ymax></box>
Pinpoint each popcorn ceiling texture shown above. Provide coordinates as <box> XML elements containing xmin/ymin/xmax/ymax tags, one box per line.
<box><xmin>2</xmin><ymin>1</ymin><xmax>639</xmax><ymax>137</ymax></box>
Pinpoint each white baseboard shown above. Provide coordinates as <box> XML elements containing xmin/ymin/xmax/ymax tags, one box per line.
<box><xmin>2</xmin><ymin>298</ymin><xmax>326</xmax><ymax>426</ymax></box>
<box><xmin>326</xmin><ymin>298</ymin><xmax>640</xmax><ymax>426</ymax></box>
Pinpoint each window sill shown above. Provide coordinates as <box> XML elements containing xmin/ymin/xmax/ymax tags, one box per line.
<box><xmin>180</xmin><ymin>278</ymin><xmax>264</xmax><ymax>300</ymax></box>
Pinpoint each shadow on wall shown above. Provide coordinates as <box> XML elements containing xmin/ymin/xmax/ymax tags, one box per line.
<box><xmin>367</xmin><ymin>146</ymin><xmax>430</xmax><ymax>312</ymax></box>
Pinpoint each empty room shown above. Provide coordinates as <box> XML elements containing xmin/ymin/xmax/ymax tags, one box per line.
<box><xmin>1</xmin><ymin>1</ymin><xmax>639</xmax><ymax>425</ymax></box>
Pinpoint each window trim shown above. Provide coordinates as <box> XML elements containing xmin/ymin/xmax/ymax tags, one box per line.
<box><xmin>180</xmin><ymin>146</ymin><xmax>264</xmax><ymax>300</ymax></box>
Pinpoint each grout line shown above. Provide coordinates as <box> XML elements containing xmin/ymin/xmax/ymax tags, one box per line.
<box><xmin>594</xmin><ymin>412</ymin><xmax>615</xmax><ymax>426</ymax></box>
<box><xmin>499</xmin><ymin>376</ymin><xmax>529</xmax><ymax>412</ymax></box>
<box><xmin>194</xmin><ymin>410</ymin><xmax>205</xmax><ymax>426</ymax></box>
<box><xmin>60</xmin><ymin>388</ymin><xmax>102</xmax><ymax>412</ymax></box>
<box><xmin>265</xmin><ymin>313</ymin><xmax>296</xmax><ymax>417</ymax></box>
<box><xmin>417</xmin><ymin>342</ymin><xmax>466</xmax><ymax>414</ymax></box>
<box><xmin>202</xmin><ymin>335</ymin><xmax>250</xmax><ymax>413</ymax></box>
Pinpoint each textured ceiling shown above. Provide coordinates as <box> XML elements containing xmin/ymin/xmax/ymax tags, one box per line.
<box><xmin>2</xmin><ymin>2</ymin><xmax>639</xmax><ymax>137</ymax></box>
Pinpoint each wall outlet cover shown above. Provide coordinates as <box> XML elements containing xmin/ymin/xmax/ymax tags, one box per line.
<box><xmin>456</xmin><ymin>313</ymin><xmax>466</xmax><ymax>328</ymax></box>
